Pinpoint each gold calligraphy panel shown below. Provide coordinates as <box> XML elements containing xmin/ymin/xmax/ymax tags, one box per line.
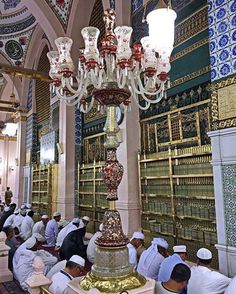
<box><xmin>218</xmin><ymin>84</ymin><xmax>236</xmax><ymax>120</ymax></box>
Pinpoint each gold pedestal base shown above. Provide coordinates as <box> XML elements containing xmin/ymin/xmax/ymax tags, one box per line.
<box><xmin>79</xmin><ymin>270</ymin><xmax>146</xmax><ymax>293</ymax></box>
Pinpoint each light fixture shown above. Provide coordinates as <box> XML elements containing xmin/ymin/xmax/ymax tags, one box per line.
<box><xmin>2</xmin><ymin>122</ymin><xmax>18</xmax><ymax>137</ymax></box>
<box><xmin>47</xmin><ymin>3</ymin><xmax>176</xmax><ymax>112</ymax></box>
<box><xmin>48</xmin><ymin>4</ymin><xmax>177</xmax><ymax>293</ymax></box>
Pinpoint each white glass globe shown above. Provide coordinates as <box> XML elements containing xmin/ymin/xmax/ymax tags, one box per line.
<box><xmin>2</xmin><ymin>123</ymin><xmax>18</xmax><ymax>136</ymax></box>
<box><xmin>147</xmin><ymin>7</ymin><xmax>177</xmax><ymax>57</ymax></box>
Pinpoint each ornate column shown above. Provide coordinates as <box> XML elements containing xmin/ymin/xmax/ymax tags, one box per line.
<box><xmin>14</xmin><ymin>107</ymin><xmax>28</xmax><ymax>206</ymax></box>
<box><xmin>208</xmin><ymin>77</ymin><xmax>236</xmax><ymax>277</ymax></box>
<box><xmin>57</xmin><ymin>101</ymin><xmax>75</xmax><ymax>219</ymax></box>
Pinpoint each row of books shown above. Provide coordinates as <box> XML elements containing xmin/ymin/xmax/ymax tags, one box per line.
<box><xmin>142</xmin><ymin>200</ymin><xmax>172</xmax><ymax>215</ymax></box>
<box><xmin>141</xmin><ymin>185</ymin><xmax>171</xmax><ymax>195</ymax></box>
<box><xmin>173</xmin><ymin>163</ymin><xmax>212</xmax><ymax>175</ymax></box>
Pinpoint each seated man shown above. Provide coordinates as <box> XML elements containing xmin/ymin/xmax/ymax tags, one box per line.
<box><xmin>87</xmin><ymin>223</ymin><xmax>103</xmax><ymax>263</ymax></box>
<box><xmin>13</xmin><ymin>236</ymin><xmax>57</xmax><ymax>290</ymax></box>
<box><xmin>156</xmin><ymin>263</ymin><xmax>191</xmax><ymax>294</ymax></box>
<box><xmin>60</xmin><ymin>227</ymin><xmax>86</xmax><ymax>261</ymax></box>
<box><xmin>225</xmin><ymin>276</ymin><xmax>236</xmax><ymax>294</ymax></box>
<box><xmin>127</xmin><ymin>231</ymin><xmax>145</xmax><ymax>269</ymax></box>
<box><xmin>137</xmin><ymin>237</ymin><xmax>168</xmax><ymax>280</ymax></box>
<box><xmin>49</xmin><ymin>255</ymin><xmax>85</xmax><ymax>294</ymax></box>
<box><xmin>188</xmin><ymin>248</ymin><xmax>231</xmax><ymax>294</ymax></box>
<box><xmin>2</xmin><ymin>225</ymin><xmax>17</xmax><ymax>271</ymax></box>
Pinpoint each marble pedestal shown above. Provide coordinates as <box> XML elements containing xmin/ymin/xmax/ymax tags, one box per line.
<box><xmin>0</xmin><ymin>232</ymin><xmax>13</xmax><ymax>282</ymax></box>
<box><xmin>67</xmin><ymin>276</ymin><xmax>156</xmax><ymax>294</ymax></box>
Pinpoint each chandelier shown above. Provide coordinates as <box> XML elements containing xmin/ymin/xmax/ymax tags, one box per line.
<box><xmin>47</xmin><ymin>1</ymin><xmax>176</xmax><ymax>112</ymax></box>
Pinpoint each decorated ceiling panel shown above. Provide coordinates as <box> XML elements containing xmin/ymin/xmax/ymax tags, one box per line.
<box><xmin>0</xmin><ymin>0</ymin><xmax>37</xmax><ymax>66</ymax></box>
<box><xmin>44</xmin><ymin>0</ymin><xmax>73</xmax><ymax>29</ymax></box>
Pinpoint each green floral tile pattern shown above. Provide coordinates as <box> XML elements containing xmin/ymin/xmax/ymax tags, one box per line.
<box><xmin>222</xmin><ymin>165</ymin><xmax>236</xmax><ymax>246</ymax></box>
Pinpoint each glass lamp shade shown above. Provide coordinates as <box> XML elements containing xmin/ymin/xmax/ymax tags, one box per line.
<box><xmin>55</xmin><ymin>37</ymin><xmax>74</xmax><ymax>72</ymax></box>
<box><xmin>2</xmin><ymin>123</ymin><xmax>18</xmax><ymax>137</ymax></box>
<box><xmin>81</xmin><ymin>27</ymin><xmax>100</xmax><ymax>62</ymax></box>
<box><xmin>140</xmin><ymin>36</ymin><xmax>158</xmax><ymax>69</ymax></box>
<box><xmin>147</xmin><ymin>7</ymin><xmax>177</xmax><ymax>57</ymax></box>
<box><xmin>47</xmin><ymin>51</ymin><xmax>61</xmax><ymax>79</ymax></box>
<box><xmin>114</xmin><ymin>26</ymin><xmax>133</xmax><ymax>60</ymax></box>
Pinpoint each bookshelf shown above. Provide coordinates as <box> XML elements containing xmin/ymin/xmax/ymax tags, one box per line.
<box><xmin>31</xmin><ymin>164</ymin><xmax>58</xmax><ymax>220</ymax></box>
<box><xmin>78</xmin><ymin>161</ymin><xmax>108</xmax><ymax>233</ymax></box>
<box><xmin>138</xmin><ymin>144</ymin><xmax>218</xmax><ymax>268</ymax></box>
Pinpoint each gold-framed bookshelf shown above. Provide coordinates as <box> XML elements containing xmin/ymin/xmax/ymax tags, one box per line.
<box><xmin>31</xmin><ymin>164</ymin><xmax>58</xmax><ymax>220</ymax></box>
<box><xmin>78</xmin><ymin>161</ymin><xmax>108</xmax><ymax>233</ymax></box>
<box><xmin>138</xmin><ymin>144</ymin><xmax>218</xmax><ymax>268</ymax></box>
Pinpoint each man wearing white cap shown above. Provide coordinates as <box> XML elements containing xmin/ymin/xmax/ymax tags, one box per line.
<box><xmin>32</xmin><ymin>215</ymin><xmax>49</xmax><ymax>239</ymax></box>
<box><xmin>87</xmin><ymin>223</ymin><xmax>103</xmax><ymax>263</ymax></box>
<box><xmin>13</xmin><ymin>208</ymin><xmax>26</xmax><ymax>231</ymax></box>
<box><xmin>3</xmin><ymin>208</ymin><xmax>19</xmax><ymax>228</ymax></box>
<box><xmin>14</xmin><ymin>236</ymin><xmax>57</xmax><ymax>290</ymax></box>
<box><xmin>188</xmin><ymin>248</ymin><xmax>231</xmax><ymax>294</ymax></box>
<box><xmin>49</xmin><ymin>255</ymin><xmax>85</xmax><ymax>294</ymax></box>
<box><xmin>127</xmin><ymin>231</ymin><xmax>145</xmax><ymax>269</ymax></box>
<box><xmin>158</xmin><ymin>245</ymin><xmax>188</xmax><ymax>283</ymax></box>
<box><xmin>137</xmin><ymin>237</ymin><xmax>168</xmax><ymax>280</ymax></box>
<box><xmin>20</xmin><ymin>210</ymin><xmax>35</xmax><ymax>240</ymax></box>
<box><xmin>56</xmin><ymin>218</ymin><xmax>81</xmax><ymax>247</ymax></box>
<box><xmin>45</xmin><ymin>211</ymin><xmax>61</xmax><ymax>246</ymax></box>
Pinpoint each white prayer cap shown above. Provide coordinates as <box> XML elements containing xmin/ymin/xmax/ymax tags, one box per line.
<box><xmin>25</xmin><ymin>237</ymin><xmax>37</xmax><ymax>249</ymax></box>
<box><xmin>53</xmin><ymin>211</ymin><xmax>61</xmax><ymax>217</ymax></box>
<box><xmin>173</xmin><ymin>245</ymin><xmax>187</xmax><ymax>253</ymax></box>
<box><xmin>32</xmin><ymin>233</ymin><xmax>45</xmax><ymax>242</ymax></box>
<box><xmin>26</xmin><ymin>203</ymin><xmax>32</xmax><ymax>208</ymax></box>
<box><xmin>4</xmin><ymin>207</ymin><xmax>10</xmax><ymax>212</ymax></box>
<box><xmin>14</xmin><ymin>208</ymin><xmax>20</xmax><ymax>214</ymax></box>
<box><xmin>21</xmin><ymin>204</ymin><xmax>26</xmax><ymax>209</ymax></box>
<box><xmin>82</xmin><ymin>216</ymin><xmax>90</xmax><ymax>222</ymax></box>
<box><xmin>99</xmin><ymin>223</ymin><xmax>103</xmax><ymax>232</ymax></box>
<box><xmin>69</xmin><ymin>255</ymin><xmax>85</xmax><ymax>267</ymax></box>
<box><xmin>131</xmin><ymin>231</ymin><xmax>145</xmax><ymax>240</ymax></box>
<box><xmin>152</xmin><ymin>238</ymin><xmax>168</xmax><ymax>249</ymax></box>
<box><xmin>41</xmin><ymin>215</ymin><xmax>48</xmax><ymax>219</ymax></box>
<box><xmin>197</xmin><ymin>248</ymin><xmax>212</xmax><ymax>260</ymax></box>
<box><xmin>72</xmin><ymin>218</ymin><xmax>80</xmax><ymax>224</ymax></box>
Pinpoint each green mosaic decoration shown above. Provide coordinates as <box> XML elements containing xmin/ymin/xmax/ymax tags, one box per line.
<box><xmin>222</xmin><ymin>165</ymin><xmax>236</xmax><ymax>246</ymax></box>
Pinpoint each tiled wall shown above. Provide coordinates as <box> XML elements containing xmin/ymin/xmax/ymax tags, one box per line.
<box><xmin>222</xmin><ymin>164</ymin><xmax>236</xmax><ymax>246</ymax></box>
<box><xmin>208</xmin><ymin>0</ymin><xmax>236</xmax><ymax>81</ymax></box>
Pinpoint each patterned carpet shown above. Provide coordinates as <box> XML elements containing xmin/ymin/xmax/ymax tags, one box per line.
<box><xmin>0</xmin><ymin>280</ymin><xmax>28</xmax><ymax>294</ymax></box>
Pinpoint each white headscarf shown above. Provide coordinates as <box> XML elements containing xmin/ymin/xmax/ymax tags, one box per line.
<box><xmin>141</xmin><ymin>238</ymin><xmax>168</xmax><ymax>268</ymax></box>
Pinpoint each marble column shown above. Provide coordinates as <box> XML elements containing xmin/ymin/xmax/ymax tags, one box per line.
<box><xmin>208</xmin><ymin>127</ymin><xmax>236</xmax><ymax>277</ymax></box>
<box><xmin>116</xmin><ymin>106</ymin><xmax>141</xmax><ymax>237</ymax></box>
<box><xmin>14</xmin><ymin>108</ymin><xmax>27</xmax><ymax>206</ymax></box>
<box><xmin>57</xmin><ymin>101</ymin><xmax>75</xmax><ymax>219</ymax></box>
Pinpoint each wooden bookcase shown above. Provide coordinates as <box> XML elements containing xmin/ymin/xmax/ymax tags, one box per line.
<box><xmin>138</xmin><ymin>144</ymin><xmax>218</xmax><ymax>268</ymax></box>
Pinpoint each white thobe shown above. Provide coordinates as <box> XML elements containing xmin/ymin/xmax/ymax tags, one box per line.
<box><xmin>46</xmin><ymin>260</ymin><xmax>67</xmax><ymax>279</ymax></box>
<box><xmin>3</xmin><ymin>214</ymin><xmax>15</xmax><ymax>227</ymax></box>
<box><xmin>188</xmin><ymin>265</ymin><xmax>231</xmax><ymax>294</ymax></box>
<box><xmin>12</xmin><ymin>214</ymin><xmax>25</xmax><ymax>231</ymax></box>
<box><xmin>32</xmin><ymin>220</ymin><xmax>46</xmax><ymax>238</ymax></box>
<box><xmin>87</xmin><ymin>231</ymin><xmax>102</xmax><ymax>263</ymax></box>
<box><xmin>20</xmin><ymin>215</ymin><xmax>34</xmax><ymax>240</ymax></box>
<box><xmin>137</xmin><ymin>246</ymin><xmax>165</xmax><ymax>280</ymax></box>
<box><xmin>56</xmin><ymin>223</ymin><xmax>78</xmax><ymax>247</ymax></box>
<box><xmin>49</xmin><ymin>270</ymin><xmax>73</xmax><ymax>294</ymax></box>
<box><xmin>45</xmin><ymin>219</ymin><xmax>59</xmax><ymax>246</ymax></box>
<box><xmin>225</xmin><ymin>276</ymin><xmax>236</xmax><ymax>294</ymax></box>
<box><xmin>127</xmin><ymin>243</ymin><xmax>138</xmax><ymax>268</ymax></box>
<box><xmin>13</xmin><ymin>248</ymin><xmax>57</xmax><ymax>290</ymax></box>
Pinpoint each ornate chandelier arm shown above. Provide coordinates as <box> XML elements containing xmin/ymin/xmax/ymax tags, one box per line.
<box><xmin>64</xmin><ymin>98</ymin><xmax>81</xmax><ymax>106</ymax></box>
<box><xmin>80</xmin><ymin>96</ymin><xmax>95</xmax><ymax>113</ymax></box>
<box><xmin>55</xmin><ymin>87</ymin><xmax>81</xmax><ymax>101</ymax></box>
<box><xmin>131</xmin><ymin>91</ymin><xmax>151</xmax><ymax>110</ymax></box>
<box><xmin>64</xmin><ymin>76</ymin><xmax>84</xmax><ymax>94</ymax></box>
<box><xmin>90</xmin><ymin>68</ymin><xmax>105</xmax><ymax>89</ymax></box>
<box><xmin>135</xmin><ymin>73</ymin><xmax>165</xmax><ymax>97</ymax></box>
